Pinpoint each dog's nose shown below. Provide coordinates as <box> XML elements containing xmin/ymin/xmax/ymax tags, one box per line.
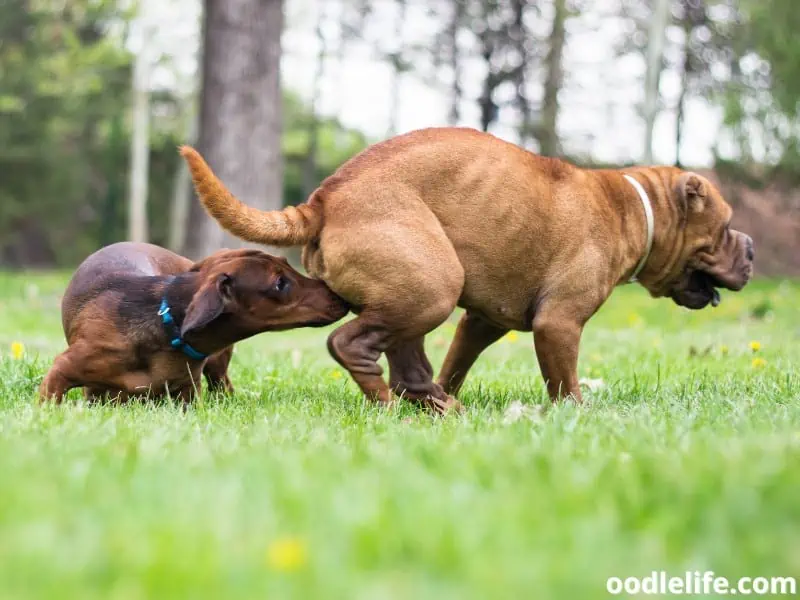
<box><xmin>745</xmin><ymin>236</ymin><xmax>755</xmax><ymax>262</ymax></box>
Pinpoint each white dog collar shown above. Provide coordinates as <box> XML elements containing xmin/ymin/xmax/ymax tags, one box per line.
<box><xmin>623</xmin><ymin>174</ymin><xmax>654</xmax><ymax>283</ymax></box>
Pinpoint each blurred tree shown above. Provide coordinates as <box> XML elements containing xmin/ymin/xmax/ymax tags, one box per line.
<box><xmin>302</xmin><ymin>1</ymin><xmax>329</xmax><ymax>201</ymax></box>
<box><xmin>673</xmin><ymin>0</ymin><xmax>708</xmax><ymax>168</ymax></box>
<box><xmin>183</xmin><ymin>0</ymin><xmax>285</xmax><ymax>259</ymax></box>
<box><xmin>619</xmin><ymin>0</ymin><xmax>741</xmax><ymax>165</ymax></box>
<box><xmin>422</xmin><ymin>1</ymin><xmax>572</xmax><ymax>154</ymax></box>
<box><xmin>0</xmin><ymin>0</ymin><xmax>369</xmax><ymax>268</ymax></box>
<box><xmin>168</xmin><ymin>102</ymin><xmax>197</xmax><ymax>253</ymax></box>
<box><xmin>386</xmin><ymin>0</ymin><xmax>409</xmax><ymax>137</ymax></box>
<box><xmin>445</xmin><ymin>0</ymin><xmax>464</xmax><ymax>125</ymax></box>
<box><xmin>282</xmin><ymin>93</ymin><xmax>369</xmax><ymax>207</ymax></box>
<box><xmin>741</xmin><ymin>0</ymin><xmax>800</xmax><ymax>120</ymax></box>
<box><xmin>722</xmin><ymin>0</ymin><xmax>800</xmax><ymax>172</ymax></box>
<box><xmin>642</xmin><ymin>0</ymin><xmax>670</xmax><ymax>164</ymax></box>
<box><xmin>128</xmin><ymin>10</ymin><xmax>153</xmax><ymax>243</ymax></box>
<box><xmin>0</xmin><ymin>0</ymin><xmax>135</xmax><ymax>266</ymax></box>
<box><xmin>471</xmin><ymin>0</ymin><xmax>517</xmax><ymax>132</ymax></box>
<box><xmin>511</xmin><ymin>0</ymin><xmax>532</xmax><ymax>145</ymax></box>
<box><xmin>538</xmin><ymin>0</ymin><xmax>567</xmax><ymax>156</ymax></box>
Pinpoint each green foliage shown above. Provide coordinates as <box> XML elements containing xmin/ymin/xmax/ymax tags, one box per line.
<box><xmin>282</xmin><ymin>92</ymin><xmax>369</xmax><ymax>206</ymax></box>
<box><xmin>722</xmin><ymin>0</ymin><xmax>800</xmax><ymax>170</ymax></box>
<box><xmin>0</xmin><ymin>276</ymin><xmax>798</xmax><ymax>598</ymax></box>
<box><xmin>743</xmin><ymin>0</ymin><xmax>800</xmax><ymax>117</ymax></box>
<box><xmin>0</xmin><ymin>0</ymin><xmax>134</xmax><ymax>267</ymax></box>
<box><xmin>0</xmin><ymin>5</ymin><xmax>369</xmax><ymax>268</ymax></box>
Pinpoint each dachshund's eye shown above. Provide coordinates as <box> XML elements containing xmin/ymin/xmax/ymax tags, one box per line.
<box><xmin>273</xmin><ymin>276</ymin><xmax>290</xmax><ymax>294</ymax></box>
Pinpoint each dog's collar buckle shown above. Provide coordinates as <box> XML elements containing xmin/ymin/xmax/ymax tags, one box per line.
<box><xmin>159</xmin><ymin>279</ymin><xmax>208</xmax><ymax>361</ymax></box>
<box><xmin>623</xmin><ymin>174</ymin><xmax>654</xmax><ymax>284</ymax></box>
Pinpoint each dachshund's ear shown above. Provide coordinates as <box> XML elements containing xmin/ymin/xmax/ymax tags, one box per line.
<box><xmin>181</xmin><ymin>274</ymin><xmax>233</xmax><ymax>337</ymax></box>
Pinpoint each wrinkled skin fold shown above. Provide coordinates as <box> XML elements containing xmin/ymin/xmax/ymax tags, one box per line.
<box><xmin>179</xmin><ymin>128</ymin><xmax>755</xmax><ymax>411</ymax></box>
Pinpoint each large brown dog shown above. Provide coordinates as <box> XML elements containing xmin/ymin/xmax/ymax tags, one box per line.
<box><xmin>181</xmin><ymin>127</ymin><xmax>754</xmax><ymax>411</ymax></box>
<box><xmin>40</xmin><ymin>242</ymin><xmax>348</xmax><ymax>404</ymax></box>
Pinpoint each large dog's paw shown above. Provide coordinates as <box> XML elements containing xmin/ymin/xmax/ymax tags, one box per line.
<box><xmin>422</xmin><ymin>394</ymin><xmax>464</xmax><ymax>416</ymax></box>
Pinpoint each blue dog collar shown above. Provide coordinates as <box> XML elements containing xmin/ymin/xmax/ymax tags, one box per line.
<box><xmin>158</xmin><ymin>295</ymin><xmax>208</xmax><ymax>361</ymax></box>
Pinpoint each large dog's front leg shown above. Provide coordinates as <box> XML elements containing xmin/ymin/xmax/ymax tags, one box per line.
<box><xmin>532</xmin><ymin>305</ymin><xmax>587</xmax><ymax>403</ymax></box>
<box><xmin>437</xmin><ymin>312</ymin><xmax>507</xmax><ymax>396</ymax></box>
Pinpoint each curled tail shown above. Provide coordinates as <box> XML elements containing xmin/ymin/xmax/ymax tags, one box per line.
<box><xmin>179</xmin><ymin>146</ymin><xmax>322</xmax><ymax>246</ymax></box>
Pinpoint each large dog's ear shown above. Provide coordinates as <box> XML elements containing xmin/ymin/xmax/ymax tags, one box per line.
<box><xmin>676</xmin><ymin>172</ymin><xmax>707</xmax><ymax>217</ymax></box>
<box><xmin>181</xmin><ymin>274</ymin><xmax>233</xmax><ymax>337</ymax></box>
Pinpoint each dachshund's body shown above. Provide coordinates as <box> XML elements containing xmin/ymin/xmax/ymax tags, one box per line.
<box><xmin>40</xmin><ymin>242</ymin><xmax>348</xmax><ymax>403</ymax></box>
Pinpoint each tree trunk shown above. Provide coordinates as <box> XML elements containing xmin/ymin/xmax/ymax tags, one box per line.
<box><xmin>538</xmin><ymin>0</ymin><xmax>567</xmax><ymax>157</ymax></box>
<box><xmin>128</xmin><ymin>40</ymin><xmax>150</xmax><ymax>242</ymax></box>
<box><xmin>643</xmin><ymin>0</ymin><xmax>670</xmax><ymax>164</ymax></box>
<box><xmin>386</xmin><ymin>0</ymin><xmax>407</xmax><ymax>137</ymax></box>
<box><xmin>674</xmin><ymin>35</ymin><xmax>690</xmax><ymax>169</ymax></box>
<box><xmin>447</xmin><ymin>0</ymin><xmax>463</xmax><ymax>126</ymax></box>
<box><xmin>303</xmin><ymin>2</ymin><xmax>327</xmax><ymax>200</ymax></box>
<box><xmin>478</xmin><ymin>45</ymin><xmax>498</xmax><ymax>132</ymax></box>
<box><xmin>512</xmin><ymin>0</ymin><xmax>531</xmax><ymax>146</ymax></box>
<box><xmin>168</xmin><ymin>100</ymin><xmax>197</xmax><ymax>252</ymax></box>
<box><xmin>675</xmin><ymin>0</ymin><xmax>706</xmax><ymax>168</ymax></box>
<box><xmin>184</xmin><ymin>0</ymin><xmax>284</xmax><ymax>259</ymax></box>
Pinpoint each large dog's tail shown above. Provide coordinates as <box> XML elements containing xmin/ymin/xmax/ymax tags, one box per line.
<box><xmin>179</xmin><ymin>146</ymin><xmax>322</xmax><ymax>246</ymax></box>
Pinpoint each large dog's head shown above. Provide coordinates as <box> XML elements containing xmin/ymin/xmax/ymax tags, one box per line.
<box><xmin>647</xmin><ymin>172</ymin><xmax>754</xmax><ymax>309</ymax></box>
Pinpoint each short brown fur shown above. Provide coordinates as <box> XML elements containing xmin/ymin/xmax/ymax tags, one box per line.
<box><xmin>40</xmin><ymin>242</ymin><xmax>348</xmax><ymax>404</ymax></box>
<box><xmin>182</xmin><ymin>127</ymin><xmax>754</xmax><ymax>412</ymax></box>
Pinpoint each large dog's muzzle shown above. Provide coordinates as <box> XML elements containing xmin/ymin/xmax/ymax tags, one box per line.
<box><xmin>671</xmin><ymin>230</ymin><xmax>754</xmax><ymax>310</ymax></box>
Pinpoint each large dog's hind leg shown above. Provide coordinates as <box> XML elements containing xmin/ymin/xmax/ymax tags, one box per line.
<box><xmin>327</xmin><ymin>313</ymin><xmax>395</xmax><ymax>404</ymax></box>
<box><xmin>321</xmin><ymin>190</ymin><xmax>464</xmax><ymax>413</ymax></box>
<box><xmin>388</xmin><ymin>338</ymin><xmax>462</xmax><ymax>412</ymax></box>
<box><xmin>328</xmin><ymin>308</ymin><xmax>461</xmax><ymax>413</ymax></box>
<box><xmin>437</xmin><ymin>312</ymin><xmax>508</xmax><ymax>397</ymax></box>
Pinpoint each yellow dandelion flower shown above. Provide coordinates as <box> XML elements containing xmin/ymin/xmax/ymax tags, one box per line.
<box><xmin>10</xmin><ymin>341</ymin><xmax>24</xmax><ymax>360</ymax></box>
<box><xmin>266</xmin><ymin>537</ymin><xmax>307</xmax><ymax>572</ymax></box>
<box><xmin>628</xmin><ymin>313</ymin><xmax>643</xmax><ymax>326</ymax></box>
<box><xmin>720</xmin><ymin>345</ymin><xmax>729</xmax><ymax>356</ymax></box>
<box><xmin>751</xmin><ymin>357</ymin><xmax>767</xmax><ymax>369</ymax></box>
<box><xmin>330</xmin><ymin>370</ymin><xmax>342</xmax><ymax>380</ymax></box>
<box><xmin>505</xmin><ymin>331</ymin><xmax>519</xmax><ymax>343</ymax></box>
<box><xmin>749</xmin><ymin>341</ymin><xmax>761</xmax><ymax>352</ymax></box>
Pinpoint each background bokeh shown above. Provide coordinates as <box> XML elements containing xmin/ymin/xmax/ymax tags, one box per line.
<box><xmin>0</xmin><ymin>0</ymin><xmax>798</xmax><ymax>272</ymax></box>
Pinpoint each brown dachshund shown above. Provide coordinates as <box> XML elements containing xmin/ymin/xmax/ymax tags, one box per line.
<box><xmin>181</xmin><ymin>127</ymin><xmax>753</xmax><ymax>413</ymax></box>
<box><xmin>39</xmin><ymin>242</ymin><xmax>348</xmax><ymax>404</ymax></box>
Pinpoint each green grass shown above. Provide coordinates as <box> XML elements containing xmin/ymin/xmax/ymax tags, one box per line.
<box><xmin>0</xmin><ymin>272</ymin><xmax>798</xmax><ymax>599</ymax></box>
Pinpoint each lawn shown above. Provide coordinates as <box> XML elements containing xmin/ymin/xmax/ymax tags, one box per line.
<box><xmin>0</xmin><ymin>272</ymin><xmax>798</xmax><ymax>599</ymax></box>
